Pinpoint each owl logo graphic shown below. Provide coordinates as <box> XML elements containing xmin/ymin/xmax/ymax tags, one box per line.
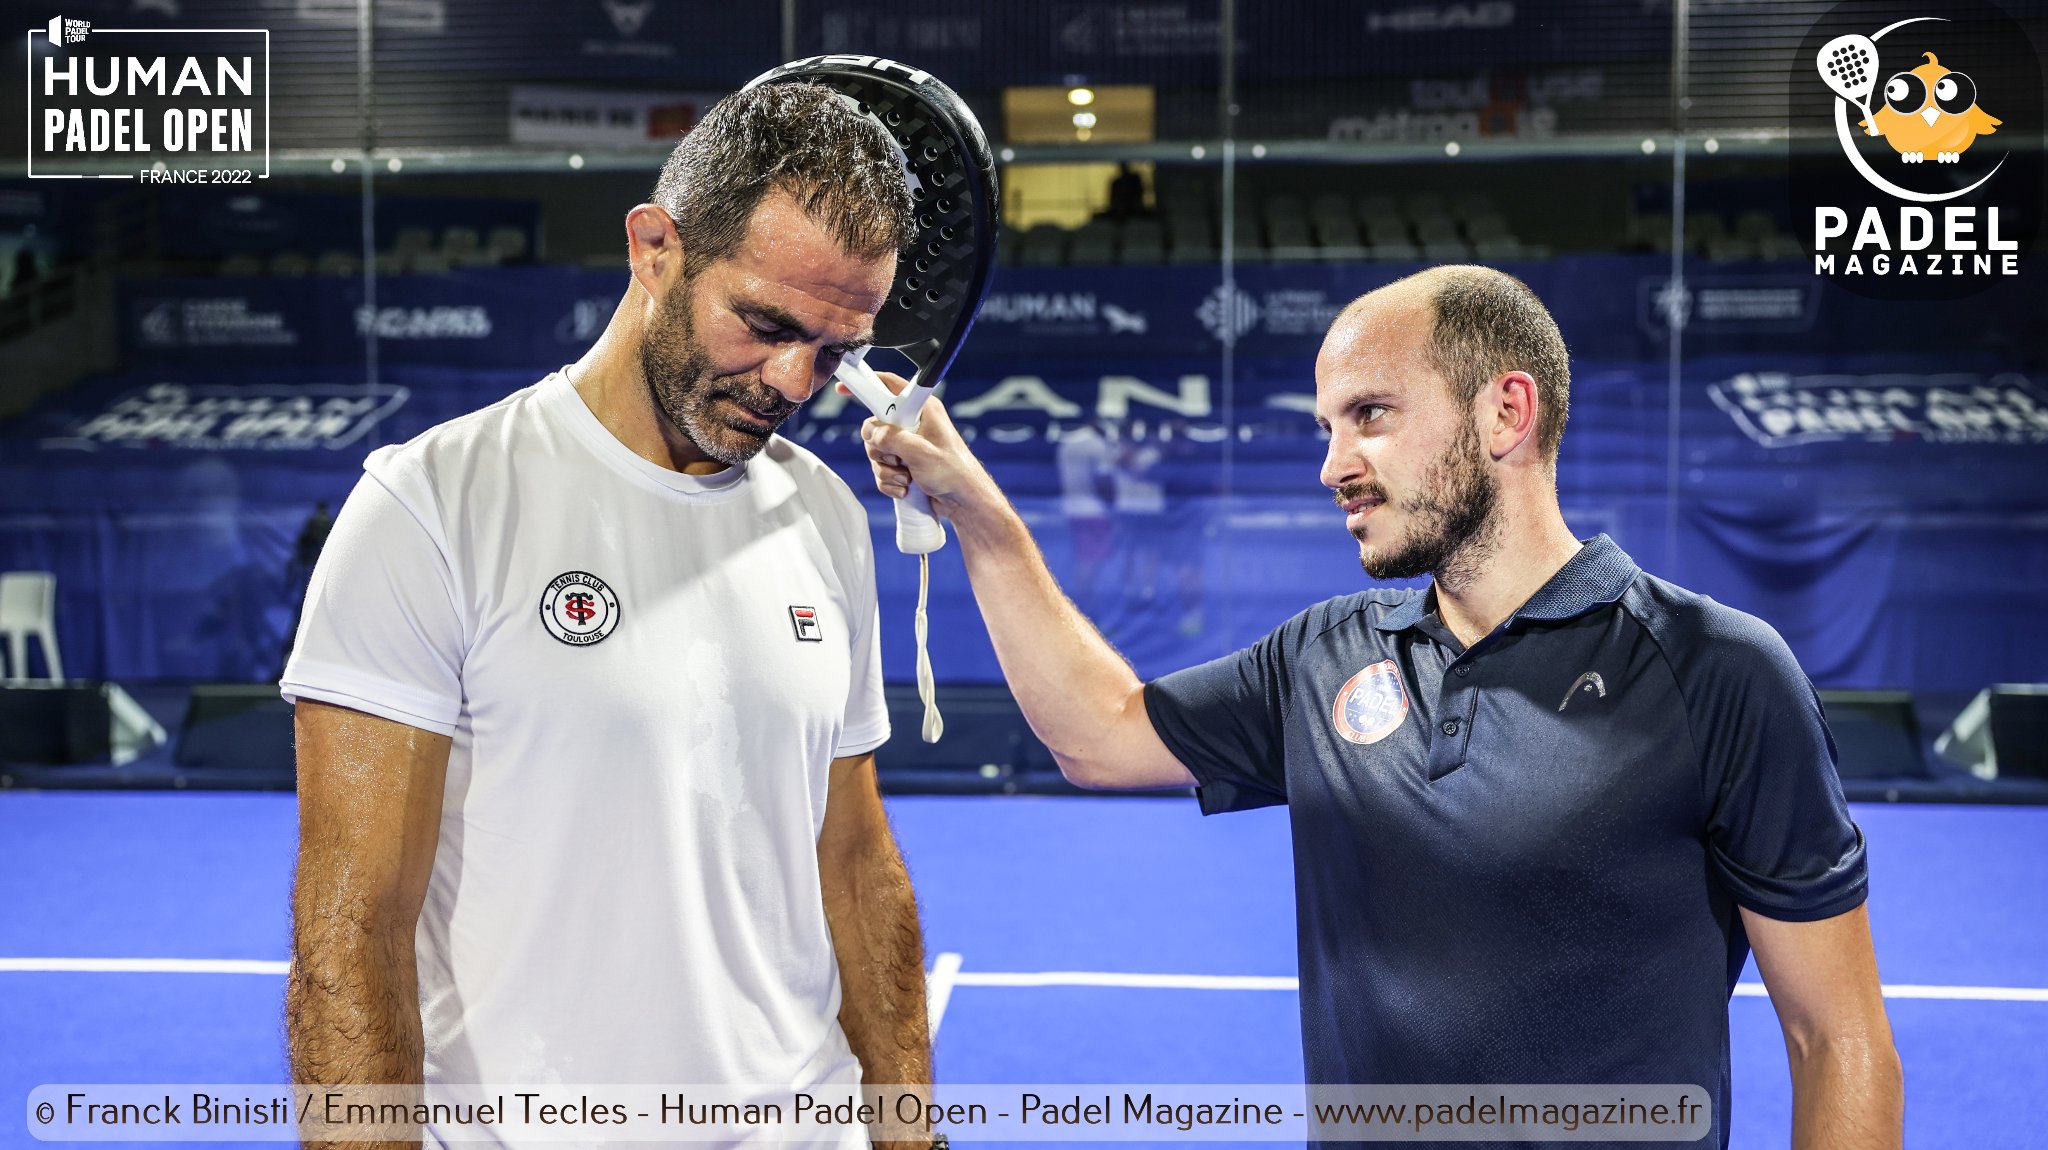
<box><xmin>1863</xmin><ymin>53</ymin><xmax>2001</xmax><ymax>164</ymax></box>
<box><xmin>1816</xmin><ymin>18</ymin><xmax>2007</xmax><ymax>203</ymax></box>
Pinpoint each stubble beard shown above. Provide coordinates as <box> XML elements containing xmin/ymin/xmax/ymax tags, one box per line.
<box><xmin>639</xmin><ymin>272</ymin><xmax>797</xmax><ymax>467</ymax></box>
<box><xmin>1345</xmin><ymin>417</ymin><xmax>1503</xmax><ymax>588</ymax></box>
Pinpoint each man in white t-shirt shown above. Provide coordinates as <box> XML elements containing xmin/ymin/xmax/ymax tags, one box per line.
<box><xmin>282</xmin><ymin>83</ymin><xmax>933</xmax><ymax>1149</ymax></box>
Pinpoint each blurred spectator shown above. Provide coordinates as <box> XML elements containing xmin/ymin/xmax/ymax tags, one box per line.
<box><xmin>1056</xmin><ymin>418</ymin><xmax>1117</xmax><ymax>615</ymax></box>
<box><xmin>1114</xmin><ymin>432</ymin><xmax>1167</xmax><ymax>604</ymax></box>
<box><xmin>1106</xmin><ymin>163</ymin><xmax>1147</xmax><ymax>222</ymax></box>
<box><xmin>279</xmin><ymin>500</ymin><xmax>334</xmax><ymax>676</ymax></box>
<box><xmin>9</xmin><ymin>245</ymin><xmax>39</xmax><ymax>297</ymax></box>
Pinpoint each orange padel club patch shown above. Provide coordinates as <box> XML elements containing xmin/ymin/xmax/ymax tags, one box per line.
<box><xmin>1332</xmin><ymin>658</ymin><xmax>1410</xmax><ymax>745</ymax></box>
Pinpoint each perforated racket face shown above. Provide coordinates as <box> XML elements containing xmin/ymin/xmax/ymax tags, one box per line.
<box><xmin>1818</xmin><ymin>35</ymin><xmax>1879</xmax><ymax>103</ymax></box>
<box><xmin>745</xmin><ymin>56</ymin><xmax>1000</xmax><ymax>387</ymax></box>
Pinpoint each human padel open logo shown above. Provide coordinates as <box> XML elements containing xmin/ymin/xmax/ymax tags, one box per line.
<box><xmin>26</xmin><ymin>13</ymin><xmax>270</xmax><ymax>182</ymax></box>
<box><xmin>1796</xmin><ymin>1</ymin><xmax>2040</xmax><ymax>300</ymax></box>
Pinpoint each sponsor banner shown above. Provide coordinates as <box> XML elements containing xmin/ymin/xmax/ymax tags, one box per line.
<box><xmin>119</xmin><ymin>267</ymin><xmax>632</xmax><ymax>367</ymax></box>
<box><xmin>114</xmin><ymin>255</ymin><xmax>2048</xmax><ymax>376</ymax></box>
<box><xmin>1708</xmin><ymin>370</ymin><xmax>2048</xmax><ymax>448</ymax></box>
<box><xmin>1636</xmin><ymin>275</ymin><xmax>1822</xmax><ymax>340</ymax></box>
<box><xmin>114</xmin><ymin>257</ymin><xmax>2048</xmax><ymax>374</ymax></box>
<box><xmin>509</xmin><ymin>85</ymin><xmax>722</xmax><ymax>147</ymax></box>
<box><xmin>42</xmin><ymin>382</ymin><xmax>409</xmax><ymax>452</ymax></box>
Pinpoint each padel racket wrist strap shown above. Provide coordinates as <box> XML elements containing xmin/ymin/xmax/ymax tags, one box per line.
<box><xmin>915</xmin><ymin>555</ymin><xmax>942</xmax><ymax>742</ymax></box>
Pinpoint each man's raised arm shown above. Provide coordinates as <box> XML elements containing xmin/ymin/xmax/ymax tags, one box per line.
<box><xmin>862</xmin><ymin>379</ymin><xmax>1192</xmax><ymax>790</ymax></box>
<box><xmin>287</xmin><ymin>699</ymin><xmax>450</xmax><ymax>1149</ymax></box>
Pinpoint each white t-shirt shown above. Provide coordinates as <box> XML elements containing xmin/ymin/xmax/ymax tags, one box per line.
<box><xmin>282</xmin><ymin>369</ymin><xmax>888</xmax><ymax>1141</ymax></box>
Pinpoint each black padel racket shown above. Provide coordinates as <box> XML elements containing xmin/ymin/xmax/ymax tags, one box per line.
<box><xmin>744</xmin><ymin>55</ymin><xmax>1002</xmax><ymax>740</ymax></box>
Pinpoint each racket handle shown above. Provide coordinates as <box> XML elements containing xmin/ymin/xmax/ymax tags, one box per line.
<box><xmin>835</xmin><ymin>352</ymin><xmax>948</xmax><ymax>554</ymax></box>
<box><xmin>895</xmin><ymin>485</ymin><xmax>946</xmax><ymax>554</ymax></box>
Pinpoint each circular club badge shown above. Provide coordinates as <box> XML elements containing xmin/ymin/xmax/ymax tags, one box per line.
<box><xmin>539</xmin><ymin>571</ymin><xmax>620</xmax><ymax>646</ymax></box>
<box><xmin>1331</xmin><ymin>659</ymin><xmax>1410</xmax><ymax>745</ymax></box>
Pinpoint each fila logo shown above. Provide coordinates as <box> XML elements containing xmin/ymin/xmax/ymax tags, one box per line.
<box><xmin>1558</xmin><ymin>671</ymin><xmax>1607</xmax><ymax>711</ymax></box>
<box><xmin>789</xmin><ymin>605</ymin><xmax>823</xmax><ymax>642</ymax></box>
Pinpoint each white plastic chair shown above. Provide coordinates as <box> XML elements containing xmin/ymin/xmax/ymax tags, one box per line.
<box><xmin>0</xmin><ymin>571</ymin><xmax>63</xmax><ymax>684</ymax></box>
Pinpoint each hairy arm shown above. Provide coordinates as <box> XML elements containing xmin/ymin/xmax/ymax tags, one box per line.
<box><xmin>818</xmin><ymin>752</ymin><xmax>930</xmax><ymax>1148</ymax></box>
<box><xmin>1743</xmin><ymin>904</ymin><xmax>1903</xmax><ymax>1150</ymax></box>
<box><xmin>287</xmin><ymin>699</ymin><xmax>451</xmax><ymax>1149</ymax></box>
<box><xmin>862</xmin><ymin>381</ymin><xmax>1193</xmax><ymax>789</ymax></box>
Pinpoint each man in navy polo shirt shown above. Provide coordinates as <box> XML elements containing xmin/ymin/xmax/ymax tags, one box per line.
<box><xmin>861</xmin><ymin>265</ymin><xmax>1901</xmax><ymax>1148</ymax></box>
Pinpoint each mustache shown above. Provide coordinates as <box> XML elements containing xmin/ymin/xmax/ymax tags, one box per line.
<box><xmin>709</xmin><ymin>379</ymin><xmax>796</xmax><ymax>420</ymax></box>
<box><xmin>1333</xmin><ymin>481</ymin><xmax>1387</xmax><ymax>509</ymax></box>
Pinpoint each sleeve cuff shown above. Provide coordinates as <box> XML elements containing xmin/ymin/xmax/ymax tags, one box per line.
<box><xmin>280</xmin><ymin>664</ymin><xmax>461</xmax><ymax>738</ymax></box>
<box><xmin>834</xmin><ymin>719</ymin><xmax>891</xmax><ymax>759</ymax></box>
<box><xmin>1143</xmin><ymin>683</ymin><xmax>1285</xmax><ymax>816</ymax></box>
<box><xmin>1189</xmin><ymin>771</ymin><xmax>1287</xmax><ymax>816</ymax></box>
<box><xmin>1711</xmin><ymin>827</ymin><xmax>1871</xmax><ymax>923</ymax></box>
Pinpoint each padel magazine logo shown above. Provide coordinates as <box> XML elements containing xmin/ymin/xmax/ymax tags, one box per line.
<box><xmin>26</xmin><ymin>13</ymin><xmax>270</xmax><ymax>182</ymax></box>
<box><xmin>1796</xmin><ymin>0</ymin><xmax>2041</xmax><ymax>300</ymax></box>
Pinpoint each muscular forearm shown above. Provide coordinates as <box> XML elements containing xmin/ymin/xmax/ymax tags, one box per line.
<box><xmin>286</xmin><ymin>917</ymin><xmax>425</xmax><ymax>1150</ymax></box>
<box><xmin>1788</xmin><ymin>1034</ymin><xmax>1903</xmax><ymax>1150</ymax></box>
<box><xmin>947</xmin><ymin>497</ymin><xmax>1147</xmax><ymax>769</ymax></box>
<box><xmin>822</xmin><ymin>832</ymin><xmax>929</xmax><ymax>1147</ymax></box>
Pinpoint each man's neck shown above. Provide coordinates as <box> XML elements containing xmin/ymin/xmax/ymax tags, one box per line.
<box><xmin>568</xmin><ymin>322</ymin><xmax>726</xmax><ymax>476</ymax></box>
<box><xmin>1430</xmin><ymin>497</ymin><xmax>1584</xmax><ymax>649</ymax></box>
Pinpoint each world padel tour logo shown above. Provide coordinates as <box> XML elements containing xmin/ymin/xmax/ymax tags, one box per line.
<box><xmin>1797</xmin><ymin>1</ymin><xmax>2041</xmax><ymax>300</ymax></box>
<box><xmin>27</xmin><ymin>14</ymin><xmax>270</xmax><ymax>182</ymax></box>
<box><xmin>1332</xmin><ymin>659</ymin><xmax>1410</xmax><ymax>746</ymax></box>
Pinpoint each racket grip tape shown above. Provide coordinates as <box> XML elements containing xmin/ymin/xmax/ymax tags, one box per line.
<box><xmin>834</xmin><ymin>353</ymin><xmax>948</xmax><ymax>555</ymax></box>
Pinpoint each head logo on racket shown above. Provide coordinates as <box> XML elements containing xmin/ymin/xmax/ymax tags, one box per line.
<box><xmin>1332</xmin><ymin>659</ymin><xmax>1409</xmax><ymax>745</ymax></box>
<box><xmin>540</xmin><ymin>571</ymin><xmax>620</xmax><ymax>646</ymax></box>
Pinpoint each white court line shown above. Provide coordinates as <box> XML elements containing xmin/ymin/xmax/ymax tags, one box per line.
<box><xmin>925</xmin><ymin>951</ymin><xmax>964</xmax><ymax>1040</ymax></box>
<box><xmin>944</xmin><ymin>968</ymin><xmax>2048</xmax><ymax>1004</ymax></box>
<box><xmin>954</xmin><ymin>970</ymin><xmax>1299</xmax><ymax>991</ymax></box>
<box><xmin>5</xmin><ymin>959</ymin><xmax>2046</xmax><ymax>1005</ymax></box>
<box><xmin>0</xmin><ymin>958</ymin><xmax>289</xmax><ymax>974</ymax></box>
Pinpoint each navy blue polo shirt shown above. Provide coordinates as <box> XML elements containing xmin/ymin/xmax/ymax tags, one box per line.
<box><xmin>1144</xmin><ymin>535</ymin><xmax>1866</xmax><ymax>1148</ymax></box>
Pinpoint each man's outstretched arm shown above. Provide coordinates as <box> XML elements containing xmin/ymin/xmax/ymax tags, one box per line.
<box><xmin>862</xmin><ymin>382</ymin><xmax>1192</xmax><ymax>789</ymax></box>
<box><xmin>288</xmin><ymin>699</ymin><xmax>450</xmax><ymax>1149</ymax></box>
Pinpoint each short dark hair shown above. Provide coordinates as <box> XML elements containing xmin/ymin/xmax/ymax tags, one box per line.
<box><xmin>650</xmin><ymin>83</ymin><xmax>916</xmax><ymax>276</ymax></box>
<box><xmin>1420</xmin><ymin>265</ymin><xmax>1572</xmax><ymax>464</ymax></box>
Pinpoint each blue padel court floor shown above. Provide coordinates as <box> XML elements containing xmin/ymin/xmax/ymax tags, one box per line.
<box><xmin>2</xmin><ymin>793</ymin><xmax>2044</xmax><ymax>1148</ymax></box>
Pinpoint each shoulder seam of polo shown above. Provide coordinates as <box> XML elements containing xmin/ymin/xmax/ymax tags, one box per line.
<box><xmin>1617</xmin><ymin>575</ymin><xmax>1711</xmax><ymax>821</ymax></box>
<box><xmin>1306</xmin><ymin>593</ymin><xmax>1392</xmax><ymax>646</ymax></box>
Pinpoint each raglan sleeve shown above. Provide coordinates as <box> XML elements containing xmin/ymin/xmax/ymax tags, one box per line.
<box><xmin>1685</xmin><ymin>607</ymin><xmax>1869</xmax><ymax>921</ymax></box>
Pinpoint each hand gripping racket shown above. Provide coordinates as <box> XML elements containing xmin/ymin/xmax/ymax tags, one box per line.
<box><xmin>745</xmin><ymin>55</ymin><xmax>1001</xmax><ymax>741</ymax></box>
<box><xmin>1818</xmin><ymin>34</ymin><xmax>1883</xmax><ymax>136</ymax></box>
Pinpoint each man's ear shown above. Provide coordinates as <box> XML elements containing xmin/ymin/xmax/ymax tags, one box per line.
<box><xmin>625</xmin><ymin>204</ymin><xmax>682</xmax><ymax>302</ymax></box>
<box><xmin>1488</xmin><ymin>370</ymin><xmax>1541</xmax><ymax>462</ymax></box>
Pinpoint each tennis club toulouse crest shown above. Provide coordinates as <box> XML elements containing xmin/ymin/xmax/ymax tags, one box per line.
<box><xmin>1332</xmin><ymin>659</ymin><xmax>1410</xmax><ymax>745</ymax></box>
<box><xmin>539</xmin><ymin>571</ymin><xmax>620</xmax><ymax>646</ymax></box>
